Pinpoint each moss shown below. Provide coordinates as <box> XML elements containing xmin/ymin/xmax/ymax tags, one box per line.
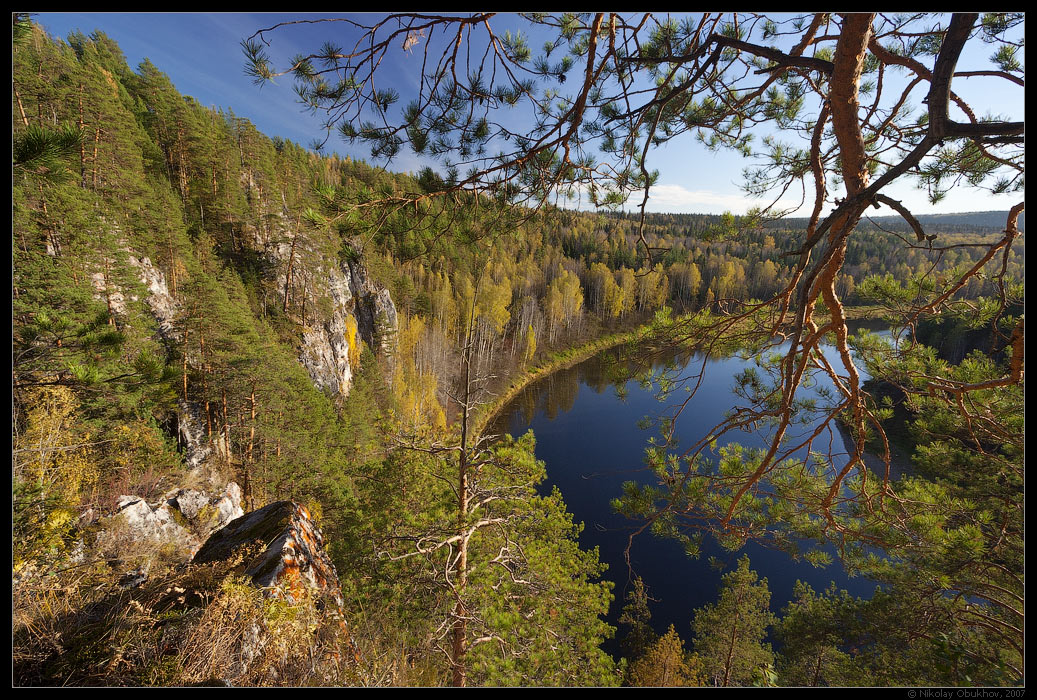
<box><xmin>191</xmin><ymin>503</ymin><xmax>218</xmax><ymax>536</ymax></box>
<box><xmin>168</xmin><ymin>506</ymin><xmax>189</xmax><ymax>529</ymax></box>
<box><xmin>144</xmin><ymin>655</ymin><xmax>185</xmax><ymax>686</ymax></box>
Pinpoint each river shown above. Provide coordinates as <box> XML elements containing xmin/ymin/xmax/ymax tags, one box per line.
<box><xmin>491</xmin><ymin>320</ymin><xmax>906</xmax><ymax>656</ymax></box>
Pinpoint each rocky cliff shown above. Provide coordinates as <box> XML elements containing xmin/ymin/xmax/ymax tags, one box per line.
<box><xmin>123</xmin><ymin>230</ymin><xmax>397</xmax><ymax>406</ymax></box>
<box><xmin>259</xmin><ymin>205</ymin><xmax>398</xmax><ymax>401</ymax></box>
<box><xmin>14</xmin><ymin>495</ymin><xmax>360</xmax><ymax>686</ymax></box>
<box><xmin>296</xmin><ymin>246</ymin><xmax>398</xmax><ymax>399</ymax></box>
<box><xmin>104</xmin><ymin>222</ymin><xmax>396</xmax><ymax>482</ymax></box>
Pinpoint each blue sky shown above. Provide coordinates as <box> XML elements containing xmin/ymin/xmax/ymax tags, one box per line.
<box><xmin>34</xmin><ymin>13</ymin><xmax>1024</xmax><ymax>217</ymax></box>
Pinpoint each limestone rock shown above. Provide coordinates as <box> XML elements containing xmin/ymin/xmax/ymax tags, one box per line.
<box><xmin>170</xmin><ymin>488</ymin><xmax>210</xmax><ymax>520</ymax></box>
<box><xmin>344</xmin><ymin>249</ymin><xmax>399</xmax><ymax>361</ymax></box>
<box><xmin>371</xmin><ymin>288</ymin><xmax>399</xmax><ymax>364</ymax></box>
<box><xmin>212</xmin><ymin>482</ymin><xmax>245</xmax><ymax>532</ymax></box>
<box><xmin>166</xmin><ymin>482</ymin><xmax>244</xmax><ymax>536</ymax></box>
<box><xmin>89</xmin><ymin>271</ymin><xmax>128</xmax><ymax>316</ymax></box>
<box><xmin>289</xmin><ymin>240</ymin><xmax>397</xmax><ymax>399</ymax></box>
<box><xmin>193</xmin><ymin>501</ymin><xmax>344</xmax><ymax>610</ymax></box>
<box><xmin>298</xmin><ymin>255</ymin><xmax>398</xmax><ymax>399</ymax></box>
<box><xmin>94</xmin><ymin>482</ymin><xmax>245</xmax><ymax>564</ymax></box>
<box><xmin>115</xmin><ymin>495</ymin><xmax>196</xmax><ymax>547</ymax></box>
<box><xmin>128</xmin><ymin>255</ymin><xmax>177</xmax><ymax>340</ymax></box>
<box><xmin>300</xmin><ymin>312</ymin><xmax>354</xmax><ymax>397</ymax></box>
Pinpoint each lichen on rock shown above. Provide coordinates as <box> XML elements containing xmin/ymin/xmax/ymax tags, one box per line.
<box><xmin>190</xmin><ymin>500</ymin><xmax>361</xmax><ymax>680</ymax></box>
<box><xmin>193</xmin><ymin>500</ymin><xmax>344</xmax><ymax>611</ymax></box>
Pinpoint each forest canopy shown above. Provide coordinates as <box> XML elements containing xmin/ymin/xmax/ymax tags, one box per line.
<box><xmin>11</xmin><ymin>11</ymin><xmax>1024</xmax><ymax>687</ymax></box>
<box><xmin>244</xmin><ymin>11</ymin><xmax>1024</xmax><ymax>683</ymax></box>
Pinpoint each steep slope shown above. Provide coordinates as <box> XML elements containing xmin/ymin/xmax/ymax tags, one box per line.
<box><xmin>13</xmin><ymin>23</ymin><xmax>397</xmax><ymax>605</ymax></box>
<box><xmin>13</xmin><ymin>24</ymin><xmax>397</xmax><ymax>685</ymax></box>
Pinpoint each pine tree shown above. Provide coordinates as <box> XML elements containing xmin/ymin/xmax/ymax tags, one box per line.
<box><xmin>617</xmin><ymin>576</ymin><xmax>657</xmax><ymax>662</ymax></box>
<box><xmin>691</xmin><ymin>556</ymin><xmax>775</xmax><ymax>687</ymax></box>
<box><xmin>774</xmin><ymin>581</ymin><xmax>855</xmax><ymax>686</ymax></box>
<box><xmin>627</xmin><ymin>625</ymin><xmax>704</xmax><ymax>687</ymax></box>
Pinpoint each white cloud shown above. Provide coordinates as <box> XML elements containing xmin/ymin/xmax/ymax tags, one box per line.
<box><xmin>559</xmin><ymin>182</ymin><xmax>762</xmax><ymax>215</ymax></box>
<box><xmin>642</xmin><ymin>184</ymin><xmax>756</xmax><ymax>213</ymax></box>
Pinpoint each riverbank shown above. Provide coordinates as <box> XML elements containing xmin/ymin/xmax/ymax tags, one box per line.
<box><xmin>486</xmin><ymin>311</ymin><xmax>895</xmax><ymax>660</ymax></box>
<box><xmin>474</xmin><ymin>305</ymin><xmax>896</xmax><ymax>437</ymax></box>
<box><xmin>473</xmin><ymin>320</ymin><xmax>664</xmax><ymax>436</ymax></box>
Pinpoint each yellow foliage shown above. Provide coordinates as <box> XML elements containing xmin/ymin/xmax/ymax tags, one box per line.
<box><xmin>627</xmin><ymin>625</ymin><xmax>705</xmax><ymax>687</ymax></box>
<box><xmin>523</xmin><ymin>324</ymin><xmax>537</xmax><ymax>364</ymax></box>
<box><xmin>305</xmin><ymin>498</ymin><xmax>324</xmax><ymax>527</ymax></box>
<box><xmin>396</xmin><ymin>313</ymin><xmax>426</xmax><ymax>359</ymax></box>
<box><xmin>15</xmin><ymin>386</ymin><xmax>95</xmax><ymax>509</ymax></box>
<box><xmin>13</xmin><ymin>387</ymin><xmax>96</xmax><ymax>565</ymax></box>
<box><xmin>391</xmin><ymin>313</ymin><xmax>446</xmax><ymax>430</ymax></box>
<box><xmin>476</xmin><ymin>263</ymin><xmax>512</xmax><ymax>334</ymax></box>
<box><xmin>344</xmin><ymin>312</ymin><xmax>361</xmax><ymax>370</ymax></box>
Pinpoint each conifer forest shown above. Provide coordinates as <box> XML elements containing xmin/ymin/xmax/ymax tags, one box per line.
<box><xmin>12</xmin><ymin>13</ymin><xmax>1024</xmax><ymax>687</ymax></box>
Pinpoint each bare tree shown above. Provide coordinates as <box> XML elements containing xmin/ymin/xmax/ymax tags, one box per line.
<box><xmin>247</xmin><ymin>12</ymin><xmax>1024</xmax><ymax>678</ymax></box>
<box><xmin>245</xmin><ymin>8</ymin><xmax>1021</xmax><ymax>522</ymax></box>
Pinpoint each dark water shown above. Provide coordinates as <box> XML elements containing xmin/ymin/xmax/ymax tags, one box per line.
<box><xmin>491</xmin><ymin>320</ymin><xmax>903</xmax><ymax>655</ymax></box>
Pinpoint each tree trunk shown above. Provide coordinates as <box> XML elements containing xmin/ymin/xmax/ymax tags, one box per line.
<box><xmin>182</xmin><ymin>327</ymin><xmax>189</xmax><ymax>401</ymax></box>
<box><xmin>720</xmin><ymin>585</ymin><xmax>747</xmax><ymax>687</ymax></box>
<box><xmin>92</xmin><ymin>123</ymin><xmax>100</xmax><ymax>190</ymax></box>
<box><xmin>168</xmin><ymin>230</ymin><xmax>178</xmax><ymax>298</ymax></box>
<box><xmin>13</xmin><ymin>80</ymin><xmax>29</xmax><ymax>126</ymax></box>
<box><xmin>102</xmin><ymin>255</ymin><xmax>115</xmax><ymax>324</ymax></box>
<box><xmin>200</xmin><ymin>334</ymin><xmax>212</xmax><ymax>437</ymax></box>
<box><xmin>451</xmin><ymin>288</ymin><xmax>480</xmax><ymax>687</ymax></box>
<box><xmin>811</xmin><ymin>648</ymin><xmax>824</xmax><ymax>687</ymax></box>
<box><xmin>77</xmin><ymin>84</ymin><xmax>86</xmax><ymax>186</ymax></box>
<box><xmin>176</xmin><ymin>120</ymin><xmax>189</xmax><ymax>201</ymax></box>
<box><xmin>283</xmin><ymin>215</ymin><xmax>301</xmax><ymax>313</ymax></box>
<box><xmin>247</xmin><ymin>381</ymin><xmax>256</xmax><ymax>511</ymax></box>
<box><xmin>222</xmin><ymin>388</ymin><xmax>230</xmax><ymax>463</ymax></box>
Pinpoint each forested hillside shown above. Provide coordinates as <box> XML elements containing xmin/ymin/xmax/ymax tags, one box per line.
<box><xmin>767</xmin><ymin>210</ymin><xmax>1024</xmax><ymax>234</ymax></box>
<box><xmin>12</xmin><ymin>15</ymin><xmax>1024</xmax><ymax>688</ymax></box>
<box><xmin>12</xmin><ymin>21</ymin><xmax>625</xmax><ymax>687</ymax></box>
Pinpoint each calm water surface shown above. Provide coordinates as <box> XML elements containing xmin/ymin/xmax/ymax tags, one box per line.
<box><xmin>492</xmin><ymin>321</ymin><xmax>903</xmax><ymax>654</ymax></box>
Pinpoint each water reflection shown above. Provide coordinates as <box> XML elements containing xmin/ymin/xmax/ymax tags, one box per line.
<box><xmin>491</xmin><ymin>322</ymin><xmax>898</xmax><ymax>655</ymax></box>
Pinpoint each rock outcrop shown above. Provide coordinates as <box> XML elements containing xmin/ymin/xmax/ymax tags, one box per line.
<box><xmin>18</xmin><ymin>496</ymin><xmax>357</xmax><ymax>687</ymax></box>
<box><xmin>297</xmin><ymin>248</ymin><xmax>398</xmax><ymax>399</ymax></box>
<box><xmin>189</xmin><ymin>500</ymin><xmax>360</xmax><ymax>682</ymax></box>
<box><xmin>129</xmin><ymin>254</ymin><xmax>178</xmax><ymax>340</ymax></box>
<box><xmin>192</xmin><ymin>500</ymin><xmax>344</xmax><ymax>611</ymax></box>
<box><xmin>95</xmin><ymin>206</ymin><xmax>397</xmax><ymax>414</ymax></box>
<box><xmin>94</xmin><ymin>482</ymin><xmax>245</xmax><ymax>568</ymax></box>
<box><xmin>344</xmin><ymin>248</ymin><xmax>399</xmax><ymax>362</ymax></box>
<box><xmin>298</xmin><ymin>262</ymin><xmax>362</xmax><ymax>398</ymax></box>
